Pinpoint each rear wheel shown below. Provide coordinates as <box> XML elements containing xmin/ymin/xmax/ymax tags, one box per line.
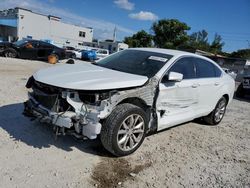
<box><xmin>4</xmin><ymin>48</ymin><xmax>17</xmax><ymax>58</ymax></box>
<box><xmin>100</xmin><ymin>103</ymin><xmax>147</xmax><ymax>156</ymax></box>
<box><xmin>204</xmin><ymin>97</ymin><xmax>227</xmax><ymax>125</ymax></box>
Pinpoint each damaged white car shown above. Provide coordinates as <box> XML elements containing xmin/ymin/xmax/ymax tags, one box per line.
<box><xmin>23</xmin><ymin>48</ymin><xmax>235</xmax><ymax>156</ymax></box>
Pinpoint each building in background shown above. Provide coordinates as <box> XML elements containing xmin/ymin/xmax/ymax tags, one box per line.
<box><xmin>0</xmin><ymin>7</ymin><xmax>93</xmax><ymax>48</ymax></box>
<box><xmin>82</xmin><ymin>27</ymin><xmax>128</xmax><ymax>53</ymax></box>
<box><xmin>83</xmin><ymin>40</ymin><xmax>128</xmax><ymax>54</ymax></box>
<box><xmin>195</xmin><ymin>49</ymin><xmax>249</xmax><ymax>82</ymax></box>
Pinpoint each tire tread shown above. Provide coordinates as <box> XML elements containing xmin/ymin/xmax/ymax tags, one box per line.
<box><xmin>100</xmin><ymin>103</ymin><xmax>146</xmax><ymax>156</ymax></box>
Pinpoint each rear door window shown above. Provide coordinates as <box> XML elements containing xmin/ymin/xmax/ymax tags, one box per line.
<box><xmin>194</xmin><ymin>58</ymin><xmax>221</xmax><ymax>78</ymax></box>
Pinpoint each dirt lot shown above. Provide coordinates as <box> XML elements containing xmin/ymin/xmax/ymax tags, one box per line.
<box><xmin>0</xmin><ymin>57</ymin><xmax>249</xmax><ymax>188</ymax></box>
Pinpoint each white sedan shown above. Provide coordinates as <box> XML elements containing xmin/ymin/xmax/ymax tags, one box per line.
<box><xmin>24</xmin><ymin>48</ymin><xmax>235</xmax><ymax>156</ymax></box>
<box><xmin>95</xmin><ymin>49</ymin><xmax>109</xmax><ymax>60</ymax></box>
<box><xmin>74</xmin><ymin>49</ymin><xmax>85</xmax><ymax>59</ymax></box>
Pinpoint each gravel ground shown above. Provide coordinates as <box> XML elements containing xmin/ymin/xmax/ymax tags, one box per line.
<box><xmin>0</xmin><ymin>57</ymin><xmax>249</xmax><ymax>188</ymax></box>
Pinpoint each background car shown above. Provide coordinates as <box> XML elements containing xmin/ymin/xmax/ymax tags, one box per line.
<box><xmin>236</xmin><ymin>74</ymin><xmax>250</xmax><ymax>97</ymax></box>
<box><xmin>222</xmin><ymin>68</ymin><xmax>237</xmax><ymax>80</ymax></box>
<box><xmin>0</xmin><ymin>39</ymin><xmax>66</xmax><ymax>62</ymax></box>
<box><xmin>73</xmin><ymin>49</ymin><xmax>84</xmax><ymax>59</ymax></box>
<box><xmin>63</xmin><ymin>46</ymin><xmax>80</xmax><ymax>59</ymax></box>
<box><xmin>94</xmin><ymin>49</ymin><xmax>109</xmax><ymax>60</ymax></box>
<box><xmin>81</xmin><ymin>49</ymin><xmax>97</xmax><ymax>61</ymax></box>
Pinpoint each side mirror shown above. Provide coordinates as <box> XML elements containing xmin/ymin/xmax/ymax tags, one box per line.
<box><xmin>168</xmin><ymin>71</ymin><xmax>183</xmax><ymax>82</ymax></box>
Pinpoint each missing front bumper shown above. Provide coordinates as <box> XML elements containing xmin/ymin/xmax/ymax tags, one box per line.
<box><xmin>23</xmin><ymin>97</ymin><xmax>101</xmax><ymax>139</ymax></box>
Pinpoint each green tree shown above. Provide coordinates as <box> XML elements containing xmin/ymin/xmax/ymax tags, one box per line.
<box><xmin>209</xmin><ymin>33</ymin><xmax>224</xmax><ymax>54</ymax></box>
<box><xmin>179</xmin><ymin>30</ymin><xmax>225</xmax><ymax>54</ymax></box>
<box><xmin>151</xmin><ymin>19</ymin><xmax>190</xmax><ymax>49</ymax></box>
<box><xmin>188</xmin><ymin>30</ymin><xmax>210</xmax><ymax>51</ymax></box>
<box><xmin>124</xmin><ymin>30</ymin><xmax>152</xmax><ymax>47</ymax></box>
<box><xmin>230</xmin><ymin>49</ymin><xmax>250</xmax><ymax>59</ymax></box>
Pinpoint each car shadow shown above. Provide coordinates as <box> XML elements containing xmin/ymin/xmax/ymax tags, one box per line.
<box><xmin>0</xmin><ymin>102</ymin><xmax>112</xmax><ymax>157</ymax></box>
<box><xmin>233</xmin><ymin>95</ymin><xmax>250</xmax><ymax>103</ymax></box>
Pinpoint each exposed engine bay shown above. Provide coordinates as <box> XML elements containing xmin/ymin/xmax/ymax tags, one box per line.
<box><xmin>23</xmin><ymin>76</ymin><xmax>158</xmax><ymax>139</ymax></box>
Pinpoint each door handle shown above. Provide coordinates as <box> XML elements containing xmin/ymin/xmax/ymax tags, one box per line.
<box><xmin>192</xmin><ymin>83</ymin><xmax>199</xmax><ymax>88</ymax></box>
<box><xmin>214</xmin><ymin>82</ymin><xmax>220</xmax><ymax>86</ymax></box>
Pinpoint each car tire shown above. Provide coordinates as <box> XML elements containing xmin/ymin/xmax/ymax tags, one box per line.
<box><xmin>203</xmin><ymin>96</ymin><xmax>227</xmax><ymax>125</ymax></box>
<box><xmin>235</xmin><ymin>83</ymin><xmax>245</xmax><ymax>98</ymax></box>
<box><xmin>4</xmin><ymin>48</ymin><xmax>17</xmax><ymax>58</ymax></box>
<box><xmin>100</xmin><ymin>103</ymin><xmax>147</xmax><ymax>157</ymax></box>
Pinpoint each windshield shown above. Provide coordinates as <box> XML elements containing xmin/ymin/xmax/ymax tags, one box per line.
<box><xmin>13</xmin><ymin>39</ymin><xmax>28</xmax><ymax>46</ymax></box>
<box><xmin>95</xmin><ymin>49</ymin><xmax>173</xmax><ymax>78</ymax></box>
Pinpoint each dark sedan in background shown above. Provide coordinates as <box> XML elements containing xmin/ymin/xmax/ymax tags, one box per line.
<box><xmin>236</xmin><ymin>74</ymin><xmax>250</xmax><ymax>98</ymax></box>
<box><xmin>0</xmin><ymin>39</ymin><xmax>66</xmax><ymax>62</ymax></box>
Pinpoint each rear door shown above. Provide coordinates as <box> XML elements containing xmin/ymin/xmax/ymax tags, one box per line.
<box><xmin>193</xmin><ymin>57</ymin><xmax>222</xmax><ymax>115</ymax></box>
<box><xmin>37</xmin><ymin>42</ymin><xmax>54</xmax><ymax>59</ymax></box>
<box><xmin>156</xmin><ymin>57</ymin><xmax>200</xmax><ymax>130</ymax></box>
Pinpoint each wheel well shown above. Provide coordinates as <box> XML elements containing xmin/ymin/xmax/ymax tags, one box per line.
<box><xmin>223</xmin><ymin>94</ymin><xmax>229</xmax><ymax>104</ymax></box>
<box><xmin>118</xmin><ymin>97</ymin><xmax>151</xmax><ymax>122</ymax></box>
<box><xmin>118</xmin><ymin>97</ymin><xmax>149</xmax><ymax>111</ymax></box>
<box><xmin>4</xmin><ymin>48</ymin><xmax>18</xmax><ymax>57</ymax></box>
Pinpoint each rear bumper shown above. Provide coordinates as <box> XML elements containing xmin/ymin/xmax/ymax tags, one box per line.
<box><xmin>23</xmin><ymin>93</ymin><xmax>101</xmax><ymax>139</ymax></box>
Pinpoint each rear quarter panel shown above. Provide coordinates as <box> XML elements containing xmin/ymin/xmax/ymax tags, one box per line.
<box><xmin>218</xmin><ymin>73</ymin><xmax>235</xmax><ymax>105</ymax></box>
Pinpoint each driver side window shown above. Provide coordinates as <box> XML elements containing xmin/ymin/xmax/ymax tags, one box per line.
<box><xmin>167</xmin><ymin>57</ymin><xmax>196</xmax><ymax>79</ymax></box>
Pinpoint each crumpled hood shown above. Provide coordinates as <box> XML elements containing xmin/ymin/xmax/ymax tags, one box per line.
<box><xmin>33</xmin><ymin>62</ymin><xmax>148</xmax><ymax>90</ymax></box>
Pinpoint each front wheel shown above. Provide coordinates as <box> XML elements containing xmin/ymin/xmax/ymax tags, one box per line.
<box><xmin>204</xmin><ymin>97</ymin><xmax>227</xmax><ymax>125</ymax></box>
<box><xmin>100</xmin><ymin>103</ymin><xmax>147</xmax><ymax>156</ymax></box>
<box><xmin>4</xmin><ymin>48</ymin><xmax>17</xmax><ymax>58</ymax></box>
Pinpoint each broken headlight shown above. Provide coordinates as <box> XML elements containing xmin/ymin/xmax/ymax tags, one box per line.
<box><xmin>78</xmin><ymin>91</ymin><xmax>111</xmax><ymax>104</ymax></box>
<box><xmin>98</xmin><ymin>92</ymin><xmax>110</xmax><ymax>100</ymax></box>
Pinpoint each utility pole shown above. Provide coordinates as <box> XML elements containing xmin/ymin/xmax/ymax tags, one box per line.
<box><xmin>113</xmin><ymin>26</ymin><xmax>117</xmax><ymax>42</ymax></box>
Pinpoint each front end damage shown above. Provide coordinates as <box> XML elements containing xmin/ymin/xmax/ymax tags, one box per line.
<box><xmin>23</xmin><ymin>76</ymin><xmax>158</xmax><ymax>139</ymax></box>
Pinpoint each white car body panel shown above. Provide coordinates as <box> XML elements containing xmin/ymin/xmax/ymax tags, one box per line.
<box><xmin>95</xmin><ymin>49</ymin><xmax>109</xmax><ymax>60</ymax></box>
<box><xmin>28</xmin><ymin>48</ymin><xmax>235</xmax><ymax>138</ymax></box>
<box><xmin>33</xmin><ymin>62</ymin><xmax>148</xmax><ymax>90</ymax></box>
<box><xmin>222</xmin><ymin>68</ymin><xmax>237</xmax><ymax>80</ymax></box>
<box><xmin>157</xmin><ymin>79</ymin><xmax>199</xmax><ymax>130</ymax></box>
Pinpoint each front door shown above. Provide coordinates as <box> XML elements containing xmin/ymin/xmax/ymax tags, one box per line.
<box><xmin>156</xmin><ymin>57</ymin><xmax>199</xmax><ymax>130</ymax></box>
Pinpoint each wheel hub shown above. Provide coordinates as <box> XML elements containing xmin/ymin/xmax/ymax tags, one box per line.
<box><xmin>214</xmin><ymin>100</ymin><xmax>226</xmax><ymax>122</ymax></box>
<box><xmin>117</xmin><ymin>114</ymin><xmax>145</xmax><ymax>152</ymax></box>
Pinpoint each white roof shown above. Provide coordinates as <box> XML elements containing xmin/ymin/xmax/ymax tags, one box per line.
<box><xmin>129</xmin><ymin>47</ymin><xmax>217</xmax><ymax>64</ymax></box>
<box><xmin>130</xmin><ymin>48</ymin><xmax>195</xmax><ymax>56</ymax></box>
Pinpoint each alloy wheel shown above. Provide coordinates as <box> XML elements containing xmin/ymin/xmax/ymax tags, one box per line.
<box><xmin>117</xmin><ymin>114</ymin><xmax>145</xmax><ymax>151</ymax></box>
<box><xmin>214</xmin><ymin>100</ymin><xmax>226</xmax><ymax>122</ymax></box>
